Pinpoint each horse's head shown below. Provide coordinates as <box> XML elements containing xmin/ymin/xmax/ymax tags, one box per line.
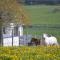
<box><xmin>43</xmin><ymin>33</ymin><xmax>48</xmax><ymax>38</ymax></box>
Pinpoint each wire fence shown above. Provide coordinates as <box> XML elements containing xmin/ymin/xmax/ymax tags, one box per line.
<box><xmin>24</xmin><ymin>24</ymin><xmax>60</xmax><ymax>36</ymax></box>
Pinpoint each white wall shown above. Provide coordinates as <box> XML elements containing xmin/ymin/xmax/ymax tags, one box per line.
<box><xmin>3</xmin><ymin>23</ymin><xmax>24</xmax><ymax>46</ymax></box>
<box><xmin>3</xmin><ymin>37</ymin><xmax>19</xmax><ymax>46</ymax></box>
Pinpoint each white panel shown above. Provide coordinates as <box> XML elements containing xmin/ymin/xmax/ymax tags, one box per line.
<box><xmin>3</xmin><ymin>38</ymin><xmax>12</xmax><ymax>46</ymax></box>
<box><xmin>18</xmin><ymin>25</ymin><xmax>23</xmax><ymax>36</ymax></box>
<box><xmin>3</xmin><ymin>37</ymin><xmax>19</xmax><ymax>46</ymax></box>
<box><xmin>13</xmin><ymin>37</ymin><xmax>19</xmax><ymax>46</ymax></box>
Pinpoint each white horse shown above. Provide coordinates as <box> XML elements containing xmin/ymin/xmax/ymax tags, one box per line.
<box><xmin>43</xmin><ymin>33</ymin><xmax>59</xmax><ymax>46</ymax></box>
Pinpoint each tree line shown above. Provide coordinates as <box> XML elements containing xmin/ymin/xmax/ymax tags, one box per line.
<box><xmin>18</xmin><ymin>0</ymin><xmax>60</xmax><ymax>5</ymax></box>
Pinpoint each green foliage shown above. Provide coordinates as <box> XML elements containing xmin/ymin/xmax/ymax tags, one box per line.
<box><xmin>0</xmin><ymin>46</ymin><xmax>60</xmax><ymax>60</ymax></box>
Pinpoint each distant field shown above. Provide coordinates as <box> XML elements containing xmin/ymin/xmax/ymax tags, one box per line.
<box><xmin>23</xmin><ymin>5</ymin><xmax>60</xmax><ymax>40</ymax></box>
<box><xmin>24</xmin><ymin>5</ymin><xmax>60</xmax><ymax>24</ymax></box>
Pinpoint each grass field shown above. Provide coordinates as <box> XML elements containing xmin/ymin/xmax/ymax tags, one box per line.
<box><xmin>1</xmin><ymin>5</ymin><xmax>60</xmax><ymax>41</ymax></box>
<box><xmin>23</xmin><ymin>5</ymin><xmax>60</xmax><ymax>40</ymax></box>
<box><xmin>24</xmin><ymin>5</ymin><xmax>60</xmax><ymax>24</ymax></box>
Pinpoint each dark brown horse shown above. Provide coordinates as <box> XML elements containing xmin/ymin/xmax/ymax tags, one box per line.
<box><xmin>28</xmin><ymin>38</ymin><xmax>40</xmax><ymax>46</ymax></box>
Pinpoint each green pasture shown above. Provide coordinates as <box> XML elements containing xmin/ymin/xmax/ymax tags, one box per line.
<box><xmin>23</xmin><ymin>5</ymin><xmax>60</xmax><ymax>39</ymax></box>
<box><xmin>24</xmin><ymin>5</ymin><xmax>60</xmax><ymax>24</ymax></box>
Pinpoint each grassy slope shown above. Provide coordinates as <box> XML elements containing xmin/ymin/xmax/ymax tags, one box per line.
<box><xmin>24</xmin><ymin>5</ymin><xmax>60</xmax><ymax>24</ymax></box>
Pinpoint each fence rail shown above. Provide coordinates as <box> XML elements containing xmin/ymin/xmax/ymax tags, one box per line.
<box><xmin>27</xmin><ymin>24</ymin><xmax>60</xmax><ymax>29</ymax></box>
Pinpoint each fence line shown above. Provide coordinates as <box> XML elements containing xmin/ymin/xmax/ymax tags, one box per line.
<box><xmin>2</xmin><ymin>24</ymin><xmax>60</xmax><ymax>46</ymax></box>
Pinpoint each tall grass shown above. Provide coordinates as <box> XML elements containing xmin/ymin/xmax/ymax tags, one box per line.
<box><xmin>0</xmin><ymin>46</ymin><xmax>60</xmax><ymax>60</ymax></box>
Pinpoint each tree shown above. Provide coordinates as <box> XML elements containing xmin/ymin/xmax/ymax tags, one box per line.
<box><xmin>0</xmin><ymin>0</ymin><xmax>30</xmax><ymax>45</ymax></box>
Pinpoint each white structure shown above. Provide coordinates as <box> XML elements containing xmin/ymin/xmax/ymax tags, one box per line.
<box><xmin>3</xmin><ymin>23</ymin><xmax>24</xmax><ymax>46</ymax></box>
<box><xmin>5</xmin><ymin>23</ymin><xmax>14</xmax><ymax>36</ymax></box>
<box><xmin>18</xmin><ymin>25</ymin><xmax>23</xmax><ymax>36</ymax></box>
<box><xmin>43</xmin><ymin>33</ymin><xmax>59</xmax><ymax>46</ymax></box>
<box><xmin>3</xmin><ymin>36</ymin><xmax>19</xmax><ymax>46</ymax></box>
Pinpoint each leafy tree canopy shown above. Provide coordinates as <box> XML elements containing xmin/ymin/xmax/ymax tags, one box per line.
<box><xmin>0</xmin><ymin>0</ymin><xmax>29</xmax><ymax>26</ymax></box>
